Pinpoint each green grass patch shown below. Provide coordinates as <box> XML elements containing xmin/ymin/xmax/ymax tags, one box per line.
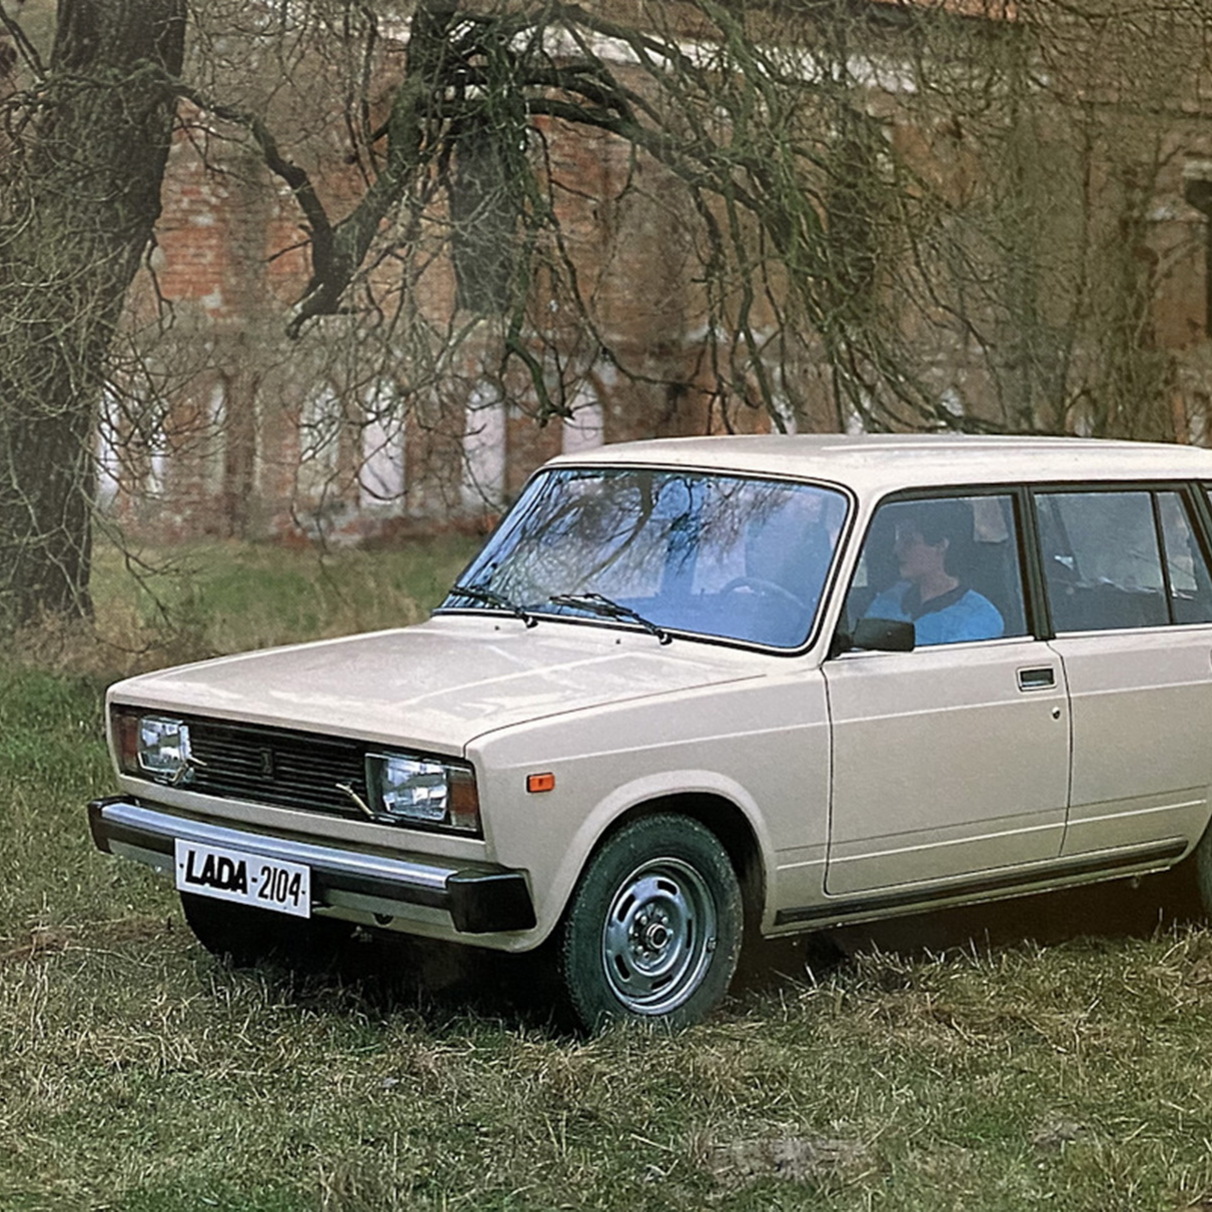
<box><xmin>4</xmin><ymin>920</ymin><xmax>1212</xmax><ymax>1210</ymax></box>
<box><xmin>3</xmin><ymin>542</ymin><xmax>1212</xmax><ymax>1208</ymax></box>
<box><xmin>15</xmin><ymin>534</ymin><xmax>483</xmax><ymax>678</ymax></box>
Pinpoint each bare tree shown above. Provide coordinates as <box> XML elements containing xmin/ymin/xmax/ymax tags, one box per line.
<box><xmin>192</xmin><ymin>0</ymin><xmax>1210</xmax><ymax>446</ymax></box>
<box><xmin>2</xmin><ymin>0</ymin><xmax>1210</xmax><ymax>626</ymax></box>
<box><xmin>0</xmin><ymin>0</ymin><xmax>184</xmax><ymax>625</ymax></box>
<box><xmin>896</xmin><ymin>0</ymin><xmax>1212</xmax><ymax>437</ymax></box>
<box><xmin>228</xmin><ymin>0</ymin><xmax>950</xmax><ymax>429</ymax></box>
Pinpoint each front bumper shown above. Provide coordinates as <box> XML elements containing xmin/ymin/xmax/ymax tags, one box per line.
<box><xmin>88</xmin><ymin>797</ymin><xmax>536</xmax><ymax>935</ymax></box>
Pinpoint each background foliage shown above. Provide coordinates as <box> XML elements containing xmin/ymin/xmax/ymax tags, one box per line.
<box><xmin>1</xmin><ymin>0</ymin><xmax>1211</xmax><ymax>628</ymax></box>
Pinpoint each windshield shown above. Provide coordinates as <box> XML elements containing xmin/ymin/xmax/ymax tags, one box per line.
<box><xmin>440</xmin><ymin>466</ymin><xmax>849</xmax><ymax>648</ymax></box>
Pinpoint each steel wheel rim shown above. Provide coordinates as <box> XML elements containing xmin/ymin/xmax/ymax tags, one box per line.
<box><xmin>600</xmin><ymin>856</ymin><xmax>718</xmax><ymax>1015</ymax></box>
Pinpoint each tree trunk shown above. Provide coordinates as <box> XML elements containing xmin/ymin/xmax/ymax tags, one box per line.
<box><xmin>0</xmin><ymin>0</ymin><xmax>185</xmax><ymax>625</ymax></box>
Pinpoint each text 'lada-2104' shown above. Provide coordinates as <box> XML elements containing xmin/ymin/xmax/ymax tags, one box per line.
<box><xmin>88</xmin><ymin>434</ymin><xmax>1212</xmax><ymax>1029</ymax></box>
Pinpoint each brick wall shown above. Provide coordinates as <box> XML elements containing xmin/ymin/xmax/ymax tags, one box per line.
<box><xmin>94</xmin><ymin>3</ymin><xmax>1212</xmax><ymax>544</ymax></box>
<box><xmin>105</xmin><ymin>80</ymin><xmax>784</xmax><ymax>545</ymax></box>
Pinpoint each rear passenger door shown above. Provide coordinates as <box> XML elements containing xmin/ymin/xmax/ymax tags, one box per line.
<box><xmin>1036</xmin><ymin>487</ymin><xmax>1212</xmax><ymax>858</ymax></box>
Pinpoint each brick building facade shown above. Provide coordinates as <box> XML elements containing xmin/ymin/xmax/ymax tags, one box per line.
<box><xmin>87</xmin><ymin>1</ymin><xmax>1212</xmax><ymax>544</ymax></box>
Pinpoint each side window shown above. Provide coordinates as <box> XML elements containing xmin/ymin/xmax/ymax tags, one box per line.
<box><xmin>1035</xmin><ymin>490</ymin><xmax>1195</xmax><ymax>632</ymax></box>
<box><xmin>844</xmin><ymin>494</ymin><xmax>1027</xmax><ymax>647</ymax></box>
<box><xmin>1159</xmin><ymin>492</ymin><xmax>1212</xmax><ymax>624</ymax></box>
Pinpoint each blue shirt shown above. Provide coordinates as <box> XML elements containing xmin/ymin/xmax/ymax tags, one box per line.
<box><xmin>865</xmin><ymin>581</ymin><xmax>1004</xmax><ymax>646</ymax></box>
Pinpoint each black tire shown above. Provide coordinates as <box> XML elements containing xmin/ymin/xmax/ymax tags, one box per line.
<box><xmin>180</xmin><ymin>892</ymin><xmax>351</xmax><ymax>970</ymax></box>
<box><xmin>558</xmin><ymin>814</ymin><xmax>743</xmax><ymax>1032</ymax></box>
<box><xmin>1191</xmin><ymin>828</ymin><xmax>1212</xmax><ymax>918</ymax></box>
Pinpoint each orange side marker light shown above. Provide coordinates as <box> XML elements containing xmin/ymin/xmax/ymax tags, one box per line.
<box><xmin>526</xmin><ymin>772</ymin><xmax>556</xmax><ymax>794</ymax></box>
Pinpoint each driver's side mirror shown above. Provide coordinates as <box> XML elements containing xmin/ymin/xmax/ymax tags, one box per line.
<box><xmin>831</xmin><ymin>616</ymin><xmax>916</xmax><ymax>656</ymax></box>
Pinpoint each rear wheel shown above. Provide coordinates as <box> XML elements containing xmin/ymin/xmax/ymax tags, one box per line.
<box><xmin>558</xmin><ymin>814</ymin><xmax>743</xmax><ymax>1032</ymax></box>
<box><xmin>180</xmin><ymin>892</ymin><xmax>351</xmax><ymax>969</ymax></box>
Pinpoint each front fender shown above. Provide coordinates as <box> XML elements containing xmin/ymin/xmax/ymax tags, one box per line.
<box><xmin>528</xmin><ymin>768</ymin><xmax>776</xmax><ymax>945</ymax></box>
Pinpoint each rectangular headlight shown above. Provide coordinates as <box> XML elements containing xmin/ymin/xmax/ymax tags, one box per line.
<box><xmin>366</xmin><ymin>752</ymin><xmax>480</xmax><ymax>834</ymax></box>
<box><xmin>139</xmin><ymin>716</ymin><xmax>192</xmax><ymax>780</ymax></box>
<box><xmin>114</xmin><ymin>710</ymin><xmax>193</xmax><ymax>783</ymax></box>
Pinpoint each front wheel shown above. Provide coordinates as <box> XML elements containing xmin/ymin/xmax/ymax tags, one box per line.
<box><xmin>558</xmin><ymin>814</ymin><xmax>743</xmax><ymax>1032</ymax></box>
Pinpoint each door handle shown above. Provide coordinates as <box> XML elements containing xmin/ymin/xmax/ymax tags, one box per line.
<box><xmin>1017</xmin><ymin>666</ymin><xmax>1056</xmax><ymax>691</ymax></box>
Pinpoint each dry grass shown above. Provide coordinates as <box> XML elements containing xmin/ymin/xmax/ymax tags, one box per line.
<box><xmin>11</xmin><ymin>534</ymin><xmax>482</xmax><ymax>679</ymax></box>
<box><xmin>4</xmin><ymin>542</ymin><xmax>1212</xmax><ymax>1209</ymax></box>
<box><xmin>6</xmin><ymin>879</ymin><xmax>1212</xmax><ymax>1210</ymax></box>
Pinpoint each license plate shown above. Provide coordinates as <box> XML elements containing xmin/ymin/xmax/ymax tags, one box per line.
<box><xmin>174</xmin><ymin>839</ymin><xmax>311</xmax><ymax>918</ymax></box>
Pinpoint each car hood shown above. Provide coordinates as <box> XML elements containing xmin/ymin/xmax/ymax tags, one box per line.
<box><xmin>109</xmin><ymin>616</ymin><xmax>762</xmax><ymax>753</ymax></box>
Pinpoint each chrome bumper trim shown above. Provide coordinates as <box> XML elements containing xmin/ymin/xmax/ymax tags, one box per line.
<box><xmin>88</xmin><ymin>797</ymin><xmax>535</xmax><ymax>933</ymax></box>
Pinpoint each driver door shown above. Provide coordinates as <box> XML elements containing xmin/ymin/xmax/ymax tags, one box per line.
<box><xmin>822</xmin><ymin>491</ymin><xmax>1070</xmax><ymax>896</ymax></box>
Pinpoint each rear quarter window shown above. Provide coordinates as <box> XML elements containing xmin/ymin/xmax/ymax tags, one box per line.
<box><xmin>1037</xmin><ymin>488</ymin><xmax>1212</xmax><ymax>631</ymax></box>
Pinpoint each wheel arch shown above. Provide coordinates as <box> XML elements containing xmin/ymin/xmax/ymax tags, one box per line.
<box><xmin>580</xmin><ymin>791</ymin><xmax>767</xmax><ymax>934</ymax></box>
<box><xmin>556</xmin><ymin>800</ymin><xmax>753</xmax><ymax>1029</ymax></box>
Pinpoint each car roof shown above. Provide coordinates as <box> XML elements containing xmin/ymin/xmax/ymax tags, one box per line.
<box><xmin>546</xmin><ymin>433</ymin><xmax>1212</xmax><ymax>495</ymax></box>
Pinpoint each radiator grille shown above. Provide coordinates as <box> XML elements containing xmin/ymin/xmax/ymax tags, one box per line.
<box><xmin>183</xmin><ymin>717</ymin><xmax>367</xmax><ymax>818</ymax></box>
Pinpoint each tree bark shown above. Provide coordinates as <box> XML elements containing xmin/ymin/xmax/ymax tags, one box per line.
<box><xmin>0</xmin><ymin>0</ymin><xmax>185</xmax><ymax>625</ymax></box>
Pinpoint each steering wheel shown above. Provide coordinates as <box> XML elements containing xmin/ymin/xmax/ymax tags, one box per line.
<box><xmin>720</xmin><ymin>576</ymin><xmax>806</xmax><ymax>611</ymax></box>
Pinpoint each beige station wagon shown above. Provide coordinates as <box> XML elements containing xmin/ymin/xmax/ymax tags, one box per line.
<box><xmin>89</xmin><ymin>434</ymin><xmax>1212</xmax><ymax>1028</ymax></box>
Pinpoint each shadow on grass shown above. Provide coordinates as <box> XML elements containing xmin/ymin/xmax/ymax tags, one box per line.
<box><xmin>212</xmin><ymin>929</ymin><xmax>578</xmax><ymax>1037</ymax></box>
<box><xmin>733</xmin><ymin>862</ymin><xmax>1205</xmax><ymax>999</ymax></box>
<box><xmin>197</xmin><ymin>865</ymin><xmax>1206</xmax><ymax>1034</ymax></box>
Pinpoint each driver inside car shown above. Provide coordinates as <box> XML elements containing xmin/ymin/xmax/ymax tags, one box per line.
<box><xmin>863</xmin><ymin>499</ymin><xmax>1004</xmax><ymax>646</ymax></box>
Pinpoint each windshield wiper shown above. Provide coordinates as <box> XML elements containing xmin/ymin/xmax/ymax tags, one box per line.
<box><xmin>450</xmin><ymin>582</ymin><xmax>537</xmax><ymax>628</ymax></box>
<box><xmin>550</xmin><ymin>593</ymin><xmax>672</xmax><ymax>645</ymax></box>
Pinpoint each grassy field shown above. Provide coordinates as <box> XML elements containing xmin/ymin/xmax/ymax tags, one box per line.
<box><xmin>4</xmin><ymin>539</ymin><xmax>1212</xmax><ymax>1210</ymax></box>
<box><xmin>73</xmin><ymin>536</ymin><xmax>482</xmax><ymax>676</ymax></box>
